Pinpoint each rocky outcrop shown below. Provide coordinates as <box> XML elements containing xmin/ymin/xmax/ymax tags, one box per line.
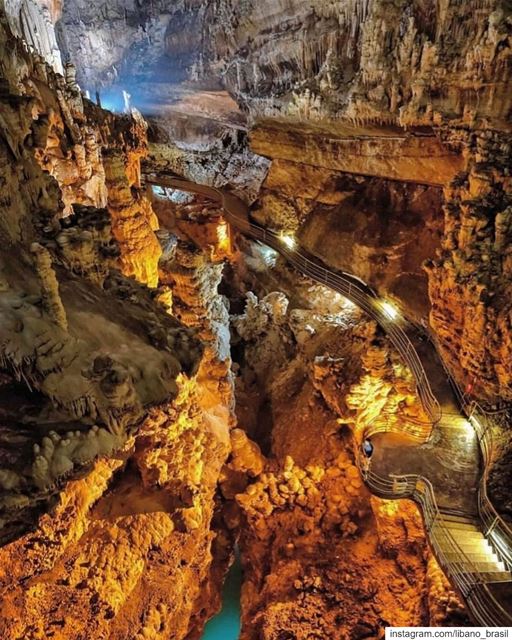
<box><xmin>250</xmin><ymin>120</ymin><xmax>464</xmax><ymax>187</ymax></box>
<box><xmin>0</xmin><ymin>15</ymin><xmax>162</xmax><ymax>288</ymax></box>
<box><xmin>0</xmin><ymin>121</ymin><xmax>234</xmax><ymax>638</ymax></box>
<box><xmin>146</xmin><ymin>114</ymin><xmax>269</xmax><ymax>203</ymax></box>
<box><xmin>0</xmin><ymin>387</ymin><xmax>225</xmax><ymax>640</ymax></box>
<box><xmin>0</xmin><ymin>18</ymin><xmax>202</xmax><ymax>545</ymax></box>
<box><xmin>228</xmin><ymin>256</ymin><xmax>465</xmax><ymax>635</ymax></box>
<box><xmin>36</xmin><ymin>83</ymin><xmax>162</xmax><ymax>286</ymax></box>
<box><xmin>425</xmin><ymin>131</ymin><xmax>512</xmax><ymax>400</ymax></box>
<box><xmin>206</xmin><ymin>0</ymin><xmax>511</xmax><ymax>127</ymax></box>
<box><xmin>100</xmin><ymin>115</ymin><xmax>162</xmax><ymax>287</ymax></box>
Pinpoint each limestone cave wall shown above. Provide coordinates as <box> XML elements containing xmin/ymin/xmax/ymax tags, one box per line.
<box><xmin>56</xmin><ymin>0</ymin><xmax>511</xmax><ymax>129</ymax></box>
<box><xmin>0</xmin><ymin>16</ymin><xmax>235</xmax><ymax>639</ymax></box>
<box><xmin>1</xmin><ymin>1</ymin><xmax>512</xmax><ymax>638</ymax></box>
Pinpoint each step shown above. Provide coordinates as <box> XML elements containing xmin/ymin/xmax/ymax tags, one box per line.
<box><xmin>439</xmin><ymin>510</ymin><xmax>479</xmax><ymax>521</ymax></box>
<box><xmin>478</xmin><ymin>572</ymin><xmax>512</xmax><ymax>583</ymax></box>
<box><xmin>447</xmin><ymin>557</ymin><xmax>507</xmax><ymax>572</ymax></box>
<box><xmin>431</xmin><ymin>527</ymin><xmax>485</xmax><ymax>541</ymax></box>
<box><xmin>453</xmin><ymin>562</ymin><xmax>506</xmax><ymax>572</ymax></box>
<box><xmin>439</xmin><ymin>521</ymin><xmax>480</xmax><ymax>532</ymax></box>
<box><xmin>434</xmin><ymin>538</ymin><xmax>493</xmax><ymax>554</ymax></box>
<box><xmin>439</xmin><ymin>512</ymin><xmax>478</xmax><ymax>522</ymax></box>
<box><xmin>441</xmin><ymin>518</ymin><xmax>480</xmax><ymax>528</ymax></box>
<box><xmin>431</xmin><ymin>524</ymin><xmax>486</xmax><ymax>540</ymax></box>
<box><xmin>444</xmin><ymin>552</ymin><xmax>502</xmax><ymax>563</ymax></box>
<box><xmin>437</xmin><ymin>543</ymin><xmax>498</xmax><ymax>561</ymax></box>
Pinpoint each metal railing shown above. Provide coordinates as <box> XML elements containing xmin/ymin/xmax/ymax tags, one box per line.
<box><xmin>146</xmin><ymin>175</ymin><xmax>512</xmax><ymax>624</ymax></box>
<box><xmin>472</xmin><ymin>411</ymin><xmax>512</xmax><ymax>572</ymax></box>
<box><xmin>365</xmin><ymin>409</ymin><xmax>433</xmax><ymax>442</ymax></box>
<box><xmin>147</xmin><ymin>177</ymin><xmax>442</xmax><ymax>424</ymax></box>
<box><xmin>358</xmin><ymin>461</ymin><xmax>512</xmax><ymax>626</ymax></box>
<box><xmin>423</xmin><ymin>331</ymin><xmax>512</xmax><ymax>572</ymax></box>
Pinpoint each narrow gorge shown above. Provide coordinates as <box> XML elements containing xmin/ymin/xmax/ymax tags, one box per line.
<box><xmin>0</xmin><ymin>1</ymin><xmax>511</xmax><ymax>639</ymax></box>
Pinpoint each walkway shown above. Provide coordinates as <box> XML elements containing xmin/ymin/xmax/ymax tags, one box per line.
<box><xmin>145</xmin><ymin>174</ymin><xmax>512</xmax><ymax>626</ymax></box>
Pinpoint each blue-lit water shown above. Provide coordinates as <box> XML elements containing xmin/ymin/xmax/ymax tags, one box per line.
<box><xmin>201</xmin><ymin>556</ymin><xmax>242</xmax><ymax>640</ymax></box>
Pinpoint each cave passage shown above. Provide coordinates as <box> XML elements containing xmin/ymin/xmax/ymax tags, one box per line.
<box><xmin>201</xmin><ymin>554</ymin><xmax>242</xmax><ymax>639</ymax></box>
<box><xmin>2</xmin><ymin>2</ymin><xmax>512</xmax><ymax>634</ymax></box>
<box><xmin>149</xmin><ymin>175</ymin><xmax>512</xmax><ymax>627</ymax></box>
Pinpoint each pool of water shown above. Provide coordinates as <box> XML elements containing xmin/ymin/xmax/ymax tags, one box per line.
<box><xmin>201</xmin><ymin>555</ymin><xmax>242</xmax><ymax>640</ymax></box>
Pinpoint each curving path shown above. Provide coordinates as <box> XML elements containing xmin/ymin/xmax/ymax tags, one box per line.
<box><xmin>146</xmin><ymin>174</ymin><xmax>512</xmax><ymax>626</ymax></box>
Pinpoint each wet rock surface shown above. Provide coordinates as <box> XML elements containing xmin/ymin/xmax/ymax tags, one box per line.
<box><xmin>1</xmin><ymin>0</ymin><xmax>512</xmax><ymax>637</ymax></box>
<box><xmin>226</xmin><ymin>252</ymin><xmax>468</xmax><ymax>637</ymax></box>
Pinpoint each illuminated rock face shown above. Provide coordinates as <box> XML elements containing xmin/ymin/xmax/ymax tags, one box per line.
<box><xmin>32</xmin><ymin>90</ymin><xmax>162</xmax><ymax>287</ymax></box>
<box><xmin>0</xmin><ymin>19</ymin><xmax>202</xmax><ymax>550</ymax></box>
<box><xmin>0</xmin><ymin>22</ymin><xmax>234</xmax><ymax>632</ymax></box>
<box><xmin>102</xmin><ymin>142</ymin><xmax>162</xmax><ymax>288</ymax></box>
<box><xmin>2</xmin><ymin>1</ymin><xmax>512</xmax><ymax>638</ymax></box>
<box><xmin>250</xmin><ymin>150</ymin><xmax>445</xmax><ymax>321</ymax></box>
<box><xmin>228</xmin><ymin>281</ymin><xmax>467</xmax><ymax>635</ymax></box>
<box><xmin>425</xmin><ymin>133</ymin><xmax>512</xmax><ymax>401</ymax></box>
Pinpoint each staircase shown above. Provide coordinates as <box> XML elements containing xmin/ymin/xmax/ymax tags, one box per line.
<box><xmin>432</xmin><ymin>514</ymin><xmax>512</xmax><ymax>583</ymax></box>
<box><xmin>146</xmin><ymin>174</ymin><xmax>512</xmax><ymax>625</ymax></box>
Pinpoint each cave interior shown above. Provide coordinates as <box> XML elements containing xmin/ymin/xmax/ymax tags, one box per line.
<box><xmin>0</xmin><ymin>1</ymin><xmax>512</xmax><ymax>638</ymax></box>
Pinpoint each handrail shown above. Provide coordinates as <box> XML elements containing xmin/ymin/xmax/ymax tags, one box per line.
<box><xmin>365</xmin><ymin>408</ymin><xmax>433</xmax><ymax>442</ymax></box>
<box><xmin>358</xmin><ymin>460</ymin><xmax>512</xmax><ymax>626</ymax></box>
<box><xmin>146</xmin><ymin>176</ymin><xmax>442</xmax><ymax>424</ymax></box>
<box><xmin>146</xmin><ymin>175</ymin><xmax>512</xmax><ymax>625</ymax></box>
<box><xmin>362</xmin><ymin>330</ymin><xmax>512</xmax><ymax>620</ymax></box>
<box><xmin>423</xmin><ymin>331</ymin><xmax>512</xmax><ymax>572</ymax></box>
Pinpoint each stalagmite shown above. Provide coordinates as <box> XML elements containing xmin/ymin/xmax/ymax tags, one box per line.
<box><xmin>0</xmin><ymin>1</ymin><xmax>511</xmax><ymax>638</ymax></box>
<box><xmin>31</xmin><ymin>242</ymin><xmax>68</xmax><ymax>331</ymax></box>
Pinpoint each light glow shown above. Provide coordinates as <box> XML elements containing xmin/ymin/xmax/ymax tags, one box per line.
<box><xmin>217</xmin><ymin>221</ymin><xmax>230</xmax><ymax>252</ymax></box>
<box><xmin>462</xmin><ymin>419</ymin><xmax>476</xmax><ymax>438</ymax></box>
<box><xmin>261</xmin><ymin>245</ymin><xmax>278</xmax><ymax>266</ymax></box>
<box><xmin>342</xmin><ymin>297</ymin><xmax>356</xmax><ymax>310</ymax></box>
<box><xmin>279</xmin><ymin>232</ymin><xmax>296</xmax><ymax>250</ymax></box>
<box><xmin>381</xmin><ymin>300</ymin><xmax>399</xmax><ymax>320</ymax></box>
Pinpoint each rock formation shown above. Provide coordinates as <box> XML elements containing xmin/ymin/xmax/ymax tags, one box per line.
<box><xmin>1</xmin><ymin>1</ymin><xmax>512</xmax><ymax>638</ymax></box>
<box><xmin>0</xmin><ymin>12</ymin><xmax>203</xmax><ymax>552</ymax></box>
<box><xmin>226</xmin><ymin>266</ymin><xmax>468</xmax><ymax>636</ymax></box>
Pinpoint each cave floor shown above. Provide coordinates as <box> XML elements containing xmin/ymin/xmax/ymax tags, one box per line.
<box><xmin>369</xmin><ymin>330</ymin><xmax>481</xmax><ymax>515</ymax></box>
<box><xmin>370</xmin><ymin>426</ymin><xmax>480</xmax><ymax>515</ymax></box>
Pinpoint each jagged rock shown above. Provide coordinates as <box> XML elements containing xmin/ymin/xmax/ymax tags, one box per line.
<box><xmin>1</xmin><ymin>1</ymin><xmax>511</xmax><ymax>638</ymax></box>
<box><xmin>427</xmin><ymin>132</ymin><xmax>512</xmax><ymax>400</ymax></box>
<box><xmin>0</xmin><ymin>19</ymin><xmax>205</xmax><ymax>552</ymax></box>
